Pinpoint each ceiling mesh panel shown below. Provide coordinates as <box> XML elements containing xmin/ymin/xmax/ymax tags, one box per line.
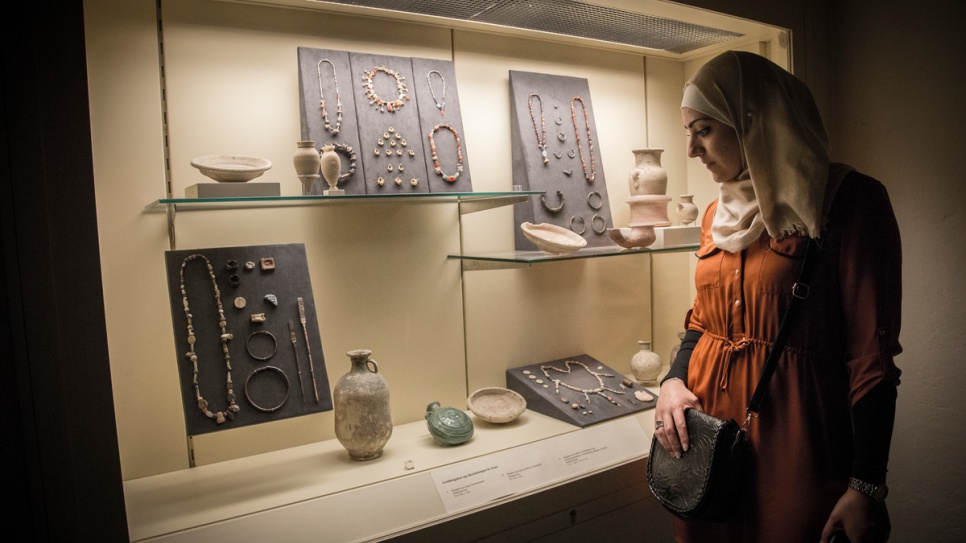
<box><xmin>314</xmin><ymin>0</ymin><xmax>744</xmax><ymax>54</ymax></box>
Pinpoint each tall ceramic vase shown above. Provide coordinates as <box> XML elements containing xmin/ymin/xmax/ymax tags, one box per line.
<box><xmin>630</xmin><ymin>340</ymin><xmax>662</xmax><ymax>386</ymax></box>
<box><xmin>293</xmin><ymin>140</ymin><xmax>321</xmax><ymax>194</ymax></box>
<box><xmin>320</xmin><ymin>145</ymin><xmax>344</xmax><ymax>195</ymax></box>
<box><xmin>333</xmin><ymin>349</ymin><xmax>393</xmax><ymax>461</ymax></box>
<box><xmin>628</xmin><ymin>149</ymin><xmax>667</xmax><ymax>196</ymax></box>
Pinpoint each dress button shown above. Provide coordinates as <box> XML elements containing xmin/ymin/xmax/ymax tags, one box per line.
<box><xmin>735</xmin><ymin>269</ymin><xmax>740</xmax><ymax>275</ymax></box>
<box><xmin>734</xmin><ymin>300</ymin><xmax>741</xmax><ymax>306</ymax></box>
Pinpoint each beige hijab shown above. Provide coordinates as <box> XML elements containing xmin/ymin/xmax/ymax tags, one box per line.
<box><xmin>682</xmin><ymin>51</ymin><xmax>843</xmax><ymax>251</ymax></box>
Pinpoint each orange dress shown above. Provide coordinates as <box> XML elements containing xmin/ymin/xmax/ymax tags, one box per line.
<box><xmin>674</xmin><ymin>172</ymin><xmax>902</xmax><ymax>542</ymax></box>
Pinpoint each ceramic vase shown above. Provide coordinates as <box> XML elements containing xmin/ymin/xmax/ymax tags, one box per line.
<box><xmin>320</xmin><ymin>145</ymin><xmax>344</xmax><ymax>195</ymax></box>
<box><xmin>628</xmin><ymin>149</ymin><xmax>668</xmax><ymax>196</ymax></box>
<box><xmin>333</xmin><ymin>349</ymin><xmax>393</xmax><ymax>461</ymax></box>
<box><xmin>676</xmin><ymin>194</ymin><xmax>699</xmax><ymax>226</ymax></box>
<box><xmin>293</xmin><ymin>140</ymin><xmax>321</xmax><ymax>194</ymax></box>
<box><xmin>630</xmin><ymin>340</ymin><xmax>662</xmax><ymax>385</ymax></box>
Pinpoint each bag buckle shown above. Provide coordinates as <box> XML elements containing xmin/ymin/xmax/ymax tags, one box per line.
<box><xmin>741</xmin><ymin>410</ymin><xmax>756</xmax><ymax>432</ymax></box>
<box><xmin>791</xmin><ymin>282</ymin><xmax>810</xmax><ymax>300</ymax></box>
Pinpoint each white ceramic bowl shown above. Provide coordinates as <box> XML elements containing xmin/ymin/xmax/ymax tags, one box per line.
<box><xmin>520</xmin><ymin>222</ymin><xmax>587</xmax><ymax>254</ymax></box>
<box><xmin>190</xmin><ymin>155</ymin><xmax>272</xmax><ymax>183</ymax></box>
<box><xmin>467</xmin><ymin>387</ymin><xmax>527</xmax><ymax>423</ymax></box>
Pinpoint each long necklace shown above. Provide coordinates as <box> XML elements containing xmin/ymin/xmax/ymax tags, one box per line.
<box><xmin>361</xmin><ymin>66</ymin><xmax>410</xmax><ymax>113</ymax></box>
<box><xmin>316</xmin><ymin>59</ymin><xmax>343</xmax><ymax>136</ymax></box>
<box><xmin>428</xmin><ymin>123</ymin><xmax>464</xmax><ymax>183</ymax></box>
<box><xmin>570</xmin><ymin>96</ymin><xmax>596</xmax><ymax>182</ymax></box>
<box><xmin>528</xmin><ymin>93</ymin><xmax>549</xmax><ymax>165</ymax></box>
<box><xmin>180</xmin><ymin>254</ymin><xmax>239</xmax><ymax>425</ymax></box>
<box><xmin>426</xmin><ymin>69</ymin><xmax>446</xmax><ymax>116</ymax></box>
<box><xmin>540</xmin><ymin>360</ymin><xmax>623</xmax><ymax>405</ymax></box>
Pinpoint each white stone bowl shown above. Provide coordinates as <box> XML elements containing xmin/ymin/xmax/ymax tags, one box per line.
<box><xmin>190</xmin><ymin>155</ymin><xmax>272</xmax><ymax>183</ymax></box>
<box><xmin>520</xmin><ymin>222</ymin><xmax>587</xmax><ymax>254</ymax></box>
<box><xmin>467</xmin><ymin>387</ymin><xmax>527</xmax><ymax>423</ymax></box>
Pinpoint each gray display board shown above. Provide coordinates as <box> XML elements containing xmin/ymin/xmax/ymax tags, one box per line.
<box><xmin>298</xmin><ymin>48</ymin><xmax>473</xmax><ymax>195</ymax></box>
<box><xmin>297</xmin><ymin>47</ymin><xmax>365</xmax><ymax>195</ymax></box>
<box><xmin>165</xmin><ymin>244</ymin><xmax>331</xmax><ymax>437</ymax></box>
<box><xmin>506</xmin><ymin>354</ymin><xmax>656</xmax><ymax>428</ymax></box>
<box><xmin>509</xmin><ymin>71</ymin><xmax>613</xmax><ymax>249</ymax></box>
<box><xmin>348</xmin><ymin>52</ymin><xmax>429</xmax><ymax>193</ymax></box>
<box><xmin>411</xmin><ymin>57</ymin><xmax>473</xmax><ymax>193</ymax></box>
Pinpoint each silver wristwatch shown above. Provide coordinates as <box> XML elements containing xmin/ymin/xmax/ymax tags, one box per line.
<box><xmin>848</xmin><ymin>477</ymin><xmax>888</xmax><ymax>502</ymax></box>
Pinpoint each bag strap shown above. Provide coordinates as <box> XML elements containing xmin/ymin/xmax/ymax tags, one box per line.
<box><xmin>745</xmin><ymin>238</ymin><xmax>821</xmax><ymax>424</ymax></box>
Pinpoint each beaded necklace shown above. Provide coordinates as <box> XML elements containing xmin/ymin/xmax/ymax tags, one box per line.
<box><xmin>361</xmin><ymin>65</ymin><xmax>410</xmax><ymax>113</ymax></box>
<box><xmin>528</xmin><ymin>93</ymin><xmax>550</xmax><ymax>165</ymax></box>
<box><xmin>428</xmin><ymin>123</ymin><xmax>464</xmax><ymax>183</ymax></box>
<box><xmin>570</xmin><ymin>96</ymin><xmax>596</xmax><ymax>183</ymax></box>
<box><xmin>426</xmin><ymin>69</ymin><xmax>446</xmax><ymax>116</ymax></box>
<box><xmin>540</xmin><ymin>360</ymin><xmax>623</xmax><ymax>405</ymax></box>
<box><xmin>179</xmin><ymin>254</ymin><xmax>239</xmax><ymax>424</ymax></box>
<box><xmin>316</xmin><ymin>59</ymin><xmax>343</xmax><ymax>136</ymax></box>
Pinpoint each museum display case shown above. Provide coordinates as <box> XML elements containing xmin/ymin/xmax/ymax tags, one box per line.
<box><xmin>82</xmin><ymin>0</ymin><xmax>787</xmax><ymax>539</ymax></box>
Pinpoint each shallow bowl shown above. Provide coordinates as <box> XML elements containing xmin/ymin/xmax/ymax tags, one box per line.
<box><xmin>520</xmin><ymin>222</ymin><xmax>587</xmax><ymax>254</ymax></box>
<box><xmin>467</xmin><ymin>387</ymin><xmax>527</xmax><ymax>423</ymax></box>
<box><xmin>190</xmin><ymin>155</ymin><xmax>272</xmax><ymax>183</ymax></box>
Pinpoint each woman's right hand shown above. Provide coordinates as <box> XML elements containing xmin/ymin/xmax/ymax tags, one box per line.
<box><xmin>654</xmin><ymin>378</ymin><xmax>704</xmax><ymax>458</ymax></box>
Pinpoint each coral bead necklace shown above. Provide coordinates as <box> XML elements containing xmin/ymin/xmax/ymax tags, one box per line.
<box><xmin>428</xmin><ymin>123</ymin><xmax>464</xmax><ymax>183</ymax></box>
<box><xmin>570</xmin><ymin>96</ymin><xmax>596</xmax><ymax>183</ymax></box>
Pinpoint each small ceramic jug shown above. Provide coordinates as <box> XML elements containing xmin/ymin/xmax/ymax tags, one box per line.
<box><xmin>630</xmin><ymin>340</ymin><xmax>662</xmax><ymax>385</ymax></box>
<box><xmin>320</xmin><ymin>145</ymin><xmax>343</xmax><ymax>195</ymax></box>
<box><xmin>676</xmin><ymin>194</ymin><xmax>699</xmax><ymax>226</ymax></box>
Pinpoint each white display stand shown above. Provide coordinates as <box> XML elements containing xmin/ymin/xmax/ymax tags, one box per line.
<box><xmin>124</xmin><ymin>409</ymin><xmax>657</xmax><ymax>542</ymax></box>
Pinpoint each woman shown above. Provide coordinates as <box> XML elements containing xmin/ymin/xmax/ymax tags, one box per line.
<box><xmin>653</xmin><ymin>51</ymin><xmax>901</xmax><ymax>542</ymax></box>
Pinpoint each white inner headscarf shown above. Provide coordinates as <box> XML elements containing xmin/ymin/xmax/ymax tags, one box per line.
<box><xmin>682</xmin><ymin>51</ymin><xmax>842</xmax><ymax>252</ymax></box>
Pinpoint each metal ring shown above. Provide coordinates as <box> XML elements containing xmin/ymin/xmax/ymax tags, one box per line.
<box><xmin>567</xmin><ymin>149</ymin><xmax>576</xmax><ymax>158</ymax></box>
<box><xmin>541</xmin><ymin>190</ymin><xmax>565</xmax><ymax>213</ymax></box>
<box><xmin>570</xmin><ymin>215</ymin><xmax>586</xmax><ymax>235</ymax></box>
<box><xmin>225</xmin><ymin>259</ymin><xmax>238</xmax><ymax>272</ymax></box>
<box><xmin>246</xmin><ymin>330</ymin><xmax>277</xmax><ymax>361</ymax></box>
<box><xmin>587</xmin><ymin>190</ymin><xmax>603</xmax><ymax>210</ymax></box>
<box><xmin>244</xmin><ymin>365</ymin><xmax>290</xmax><ymax>413</ymax></box>
<box><xmin>592</xmin><ymin>213</ymin><xmax>607</xmax><ymax>235</ymax></box>
<box><xmin>557</xmin><ymin>131</ymin><xmax>567</xmax><ymax>142</ymax></box>
<box><xmin>655</xmin><ymin>420</ymin><xmax>664</xmax><ymax>429</ymax></box>
<box><xmin>228</xmin><ymin>274</ymin><xmax>240</xmax><ymax>288</ymax></box>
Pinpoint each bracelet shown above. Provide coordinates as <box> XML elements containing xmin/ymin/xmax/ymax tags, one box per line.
<box><xmin>570</xmin><ymin>215</ymin><xmax>586</xmax><ymax>235</ymax></box>
<box><xmin>587</xmin><ymin>190</ymin><xmax>602</xmax><ymax>210</ymax></box>
<box><xmin>246</xmin><ymin>330</ymin><xmax>277</xmax><ymax>361</ymax></box>
<box><xmin>244</xmin><ymin>365</ymin><xmax>290</xmax><ymax>413</ymax></box>
<box><xmin>541</xmin><ymin>190</ymin><xmax>565</xmax><ymax>213</ymax></box>
<box><xmin>591</xmin><ymin>213</ymin><xmax>607</xmax><ymax>234</ymax></box>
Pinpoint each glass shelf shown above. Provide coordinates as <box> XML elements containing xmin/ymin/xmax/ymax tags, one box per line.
<box><xmin>451</xmin><ymin>243</ymin><xmax>699</xmax><ymax>271</ymax></box>
<box><xmin>145</xmin><ymin>191</ymin><xmax>542</xmax><ymax>214</ymax></box>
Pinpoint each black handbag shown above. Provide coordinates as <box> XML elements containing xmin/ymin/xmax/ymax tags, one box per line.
<box><xmin>646</xmin><ymin>239</ymin><xmax>819</xmax><ymax>521</ymax></box>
